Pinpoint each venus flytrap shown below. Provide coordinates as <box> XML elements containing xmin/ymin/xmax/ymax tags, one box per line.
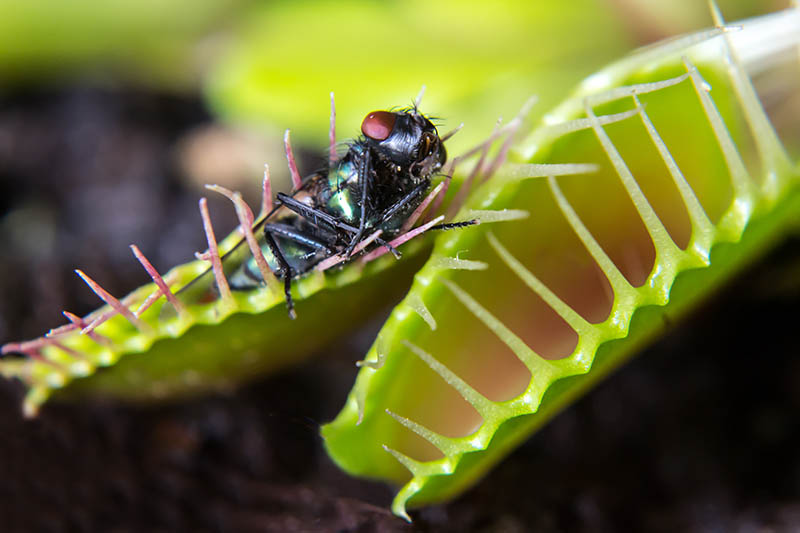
<box><xmin>322</xmin><ymin>5</ymin><xmax>800</xmax><ymax>520</ymax></box>
<box><xmin>0</xmin><ymin>2</ymin><xmax>798</xmax><ymax>522</ymax></box>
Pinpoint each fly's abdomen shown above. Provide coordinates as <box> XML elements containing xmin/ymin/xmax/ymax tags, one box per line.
<box><xmin>229</xmin><ymin>226</ymin><xmax>333</xmax><ymax>289</ymax></box>
<box><xmin>227</xmin><ymin>242</ymin><xmax>278</xmax><ymax>289</ymax></box>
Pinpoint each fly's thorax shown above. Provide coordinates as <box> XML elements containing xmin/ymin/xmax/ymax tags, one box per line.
<box><xmin>308</xmin><ymin>155</ymin><xmax>361</xmax><ymax>227</ymax></box>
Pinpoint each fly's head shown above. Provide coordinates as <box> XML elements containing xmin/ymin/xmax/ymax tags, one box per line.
<box><xmin>361</xmin><ymin>109</ymin><xmax>446</xmax><ymax>183</ymax></box>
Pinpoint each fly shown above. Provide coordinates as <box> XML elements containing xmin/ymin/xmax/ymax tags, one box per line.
<box><xmin>177</xmin><ymin>98</ymin><xmax>475</xmax><ymax>319</ymax></box>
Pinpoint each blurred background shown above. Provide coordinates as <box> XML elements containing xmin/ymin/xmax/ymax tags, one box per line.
<box><xmin>1</xmin><ymin>1</ymin><xmax>798</xmax><ymax>531</ymax></box>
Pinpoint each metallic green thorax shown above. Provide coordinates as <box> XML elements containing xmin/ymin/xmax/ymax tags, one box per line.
<box><xmin>319</xmin><ymin>145</ymin><xmax>362</xmax><ymax>225</ymax></box>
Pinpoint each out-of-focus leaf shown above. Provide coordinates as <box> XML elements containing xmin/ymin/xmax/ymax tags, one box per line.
<box><xmin>0</xmin><ymin>0</ymin><xmax>246</xmax><ymax>88</ymax></box>
<box><xmin>205</xmin><ymin>0</ymin><xmax>633</xmax><ymax>153</ymax></box>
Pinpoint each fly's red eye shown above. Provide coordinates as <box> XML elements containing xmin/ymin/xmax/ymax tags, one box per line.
<box><xmin>361</xmin><ymin>111</ymin><xmax>396</xmax><ymax>141</ymax></box>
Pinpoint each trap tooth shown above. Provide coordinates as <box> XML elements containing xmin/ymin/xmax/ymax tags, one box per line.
<box><xmin>75</xmin><ymin>270</ymin><xmax>152</xmax><ymax>334</ymax></box>
<box><xmin>130</xmin><ymin>245</ymin><xmax>189</xmax><ymax>320</ymax></box>
<box><xmin>632</xmin><ymin>93</ymin><xmax>715</xmax><ymax>264</ymax></box>
<box><xmin>385</xmin><ymin>410</ymin><xmax>456</xmax><ymax>456</ymax></box>
<box><xmin>401</xmin><ymin>340</ymin><xmax>501</xmax><ymax>422</ymax></box>
<box><xmin>440</xmin><ymin>279</ymin><xmax>555</xmax><ymax>382</ymax></box>
<box><xmin>197</xmin><ymin>197</ymin><xmax>235</xmax><ymax>306</ymax></box>
<box><xmin>486</xmin><ymin>232</ymin><xmax>594</xmax><ymax>336</ymax></box>
<box><xmin>546</xmin><ymin>175</ymin><xmax>638</xmax><ymax>311</ymax></box>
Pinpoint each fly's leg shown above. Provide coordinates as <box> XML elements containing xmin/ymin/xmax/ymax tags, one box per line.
<box><xmin>429</xmin><ymin>220</ymin><xmax>479</xmax><ymax>231</ymax></box>
<box><xmin>262</xmin><ymin>222</ymin><xmax>340</xmax><ymax>319</ymax></box>
<box><xmin>264</xmin><ymin>231</ymin><xmax>297</xmax><ymax>320</ymax></box>
<box><xmin>276</xmin><ymin>192</ymin><xmax>342</xmax><ymax>228</ymax></box>
<box><xmin>359</xmin><ymin>218</ymin><xmax>477</xmax><ymax>265</ymax></box>
<box><xmin>345</xmin><ymin>149</ymin><xmax>372</xmax><ymax>258</ymax></box>
<box><xmin>276</xmin><ymin>193</ymin><xmax>401</xmax><ymax>258</ymax></box>
<box><xmin>374</xmin><ymin>237</ymin><xmax>401</xmax><ymax>259</ymax></box>
<box><xmin>377</xmin><ymin>183</ymin><xmax>428</xmax><ymax>225</ymax></box>
<box><xmin>264</xmin><ymin>222</ymin><xmax>334</xmax><ymax>253</ymax></box>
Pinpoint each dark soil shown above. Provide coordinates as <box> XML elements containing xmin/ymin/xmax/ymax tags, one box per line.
<box><xmin>1</xmin><ymin>88</ymin><xmax>798</xmax><ymax>532</ymax></box>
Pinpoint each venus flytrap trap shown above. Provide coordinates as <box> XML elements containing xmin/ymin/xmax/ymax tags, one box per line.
<box><xmin>0</xmin><ymin>92</ymin><xmax>531</xmax><ymax>417</ymax></box>
<box><xmin>321</xmin><ymin>5</ymin><xmax>800</xmax><ymax>520</ymax></box>
<box><xmin>0</xmin><ymin>2</ymin><xmax>798</xmax><ymax>523</ymax></box>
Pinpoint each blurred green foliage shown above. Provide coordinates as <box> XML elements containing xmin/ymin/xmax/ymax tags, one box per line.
<box><xmin>0</xmin><ymin>0</ymin><xmax>247</xmax><ymax>89</ymax></box>
<box><xmin>0</xmin><ymin>0</ymin><xmax>782</xmax><ymax>150</ymax></box>
<box><xmin>204</xmin><ymin>0</ymin><xmax>632</xmax><ymax>152</ymax></box>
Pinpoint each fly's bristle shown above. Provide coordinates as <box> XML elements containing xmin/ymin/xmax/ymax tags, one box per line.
<box><xmin>413</xmin><ymin>85</ymin><xmax>426</xmax><ymax>110</ymax></box>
